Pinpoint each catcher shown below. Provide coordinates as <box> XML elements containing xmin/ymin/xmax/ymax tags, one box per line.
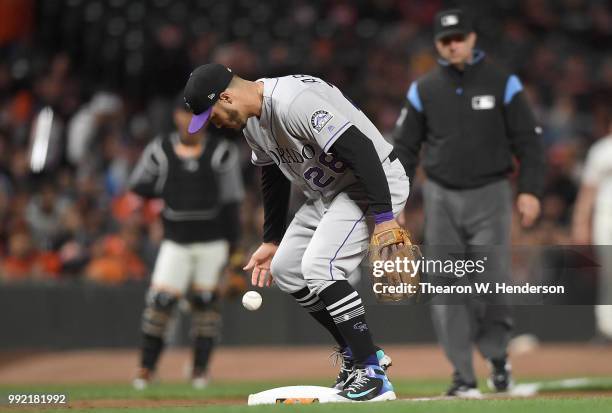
<box><xmin>129</xmin><ymin>95</ymin><xmax>245</xmax><ymax>390</ymax></box>
<box><xmin>183</xmin><ymin>64</ymin><xmax>414</xmax><ymax>402</ymax></box>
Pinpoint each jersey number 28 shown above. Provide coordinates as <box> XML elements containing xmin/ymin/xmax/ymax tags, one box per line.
<box><xmin>303</xmin><ymin>152</ymin><xmax>346</xmax><ymax>188</ymax></box>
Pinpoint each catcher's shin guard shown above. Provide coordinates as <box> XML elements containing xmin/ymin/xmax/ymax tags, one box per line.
<box><xmin>140</xmin><ymin>290</ymin><xmax>178</xmax><ymax>370</ymax></box>
<box><xmin>190</xmin><ymin>291</ymin><xmax>222</xmax><ymax>378</ymax></box>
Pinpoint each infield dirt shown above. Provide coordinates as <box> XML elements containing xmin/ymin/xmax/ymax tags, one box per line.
<box><xmin>1</xmin><ymin>344</ymin><xmax>611</xmax><ymax>384</ymax></box>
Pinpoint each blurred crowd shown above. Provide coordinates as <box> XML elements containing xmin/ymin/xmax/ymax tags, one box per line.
<box><xmin>0</xmin><ymin>0</ymin><xmax>610</xmax><ymax>284</ymax></box>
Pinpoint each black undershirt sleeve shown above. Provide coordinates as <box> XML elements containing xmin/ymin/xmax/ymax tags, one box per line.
<box><xmin>261</xmin><ymin>165</ymin><xmax>291</xmax><ymax>244</ymax></box>
<box><xmin>329</xmin><ymin>125</ymin><xmax>392</xmax><ymax>216</ymax></box>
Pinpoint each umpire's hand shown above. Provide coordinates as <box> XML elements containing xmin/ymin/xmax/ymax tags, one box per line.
<box><xmin>517</xmin><ymin>193</ymin><xmax>541</xmax><ymax>228</ymax></box>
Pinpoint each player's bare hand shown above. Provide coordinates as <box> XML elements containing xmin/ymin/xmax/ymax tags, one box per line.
<box><xmin>517</xmin><ymin>193</ymin><xmax>541</xmax><ymax>228</ymax></box>
<box><xmin>244</xmin><ymin>242</ymin><xmax>278</xmax><ymax>288</ymax></box>
<box><xmin>373</xmin><ymin>219</ymin><xmax>402</xmax><ymax>260</ymax></box>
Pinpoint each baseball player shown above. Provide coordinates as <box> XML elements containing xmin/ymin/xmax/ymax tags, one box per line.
<box><xmin>183</xmin><ymin>64</ymin><xmax>410</xmax><ymax>402</ymax></box>
<box><xmin>573</xmin><ymin>122</ymin><xmax>612</xmax><ymax>344</ymax></box>
<box><xmin>130</xmin><ymin>96</ymin><xmax>244</xmax><ymax>389</ymax></box>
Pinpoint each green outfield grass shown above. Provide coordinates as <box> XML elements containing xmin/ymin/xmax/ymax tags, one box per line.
<box><xmin>1</xmin><ymin>378</ymin><xmax>611</xmax><ymax>413</ymax></box>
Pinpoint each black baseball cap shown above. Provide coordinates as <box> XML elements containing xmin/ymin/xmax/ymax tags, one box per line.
<box><xmin>183</xmin><ymin>63</ymin><xmax>233</xmax><ymax>133</ymax></box>
<box><xmin>433</xmin><ymin>9</ymin><xmax>473</xmax><ymax>41</ymax></box>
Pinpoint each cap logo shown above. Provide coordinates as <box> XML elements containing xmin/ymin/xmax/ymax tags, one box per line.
<box><xmin>441</xmin><ymin>15</ymin><xmax>459</xmax><ymax>26</ymax></box>
<box><xmin>183</xmin><ymin>97</ymin><xmax>191</xmax><ymax>111</ymax></box>
<box><xmin>208</xmin><ymin>93</ymin><xmax>216</xmax><ymax>100</ymax></box>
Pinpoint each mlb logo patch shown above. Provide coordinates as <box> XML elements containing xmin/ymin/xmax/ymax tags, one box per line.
<box><xmin>310</xmin><ymin>110</ymin><xmax>334</xmax><ymax>133</ymax></box>
<box><xmin>471</xmin><ymin>95</ymin><xmax>496</xmax><ymax>110</ymax></box>
<box><xmin>441</xmin><ymin>15</ymin><xmax>459</xmax><ymax>26</ymax></box>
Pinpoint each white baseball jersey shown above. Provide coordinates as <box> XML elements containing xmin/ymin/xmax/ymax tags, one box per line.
<box><xmin>582</xmin><ymin>134</ymin><xmax>612</xmax><ymax>244</ymax></box>
<box><xmin>243</xmin><ymin>75</ymin><xmax>393</xmax><ymax>200</ymax></box>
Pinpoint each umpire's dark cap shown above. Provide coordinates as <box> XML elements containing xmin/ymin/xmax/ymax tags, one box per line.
<box><xmin>183</xmin><ymin>63</ymin><xmax>233</xmax><ymax>133</ymax></box>
<box><xmin>433</xmin><ymin>9</ymin><xmax>473</xmax><ymax>41</ymax></box>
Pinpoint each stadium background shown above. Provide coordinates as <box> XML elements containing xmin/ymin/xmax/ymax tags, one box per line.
<box><xmin>0</xmin><ymin>0</ymin><xmax>611</xmax><ymax>409</ymax></box>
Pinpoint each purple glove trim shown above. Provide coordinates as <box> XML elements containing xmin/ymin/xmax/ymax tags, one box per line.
<box><xmin>374</xmin><ymin>211</ymin><xmax>394</xmax><ymax>225</ymax></box>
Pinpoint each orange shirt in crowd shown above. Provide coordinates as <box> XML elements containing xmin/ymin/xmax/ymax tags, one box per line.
<box><xmin>85</xmin><ymin>234</ymin><xmax>146</xmax><ymax>285</ymax></box>
<box><xmin>2</xmin><ymin>251</ymin><xmax>61</xmax><ymax>281</ymax></box>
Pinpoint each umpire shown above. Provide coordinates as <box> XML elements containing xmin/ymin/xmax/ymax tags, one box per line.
<box><xmin>130</xmin><ymin>96</ymin><xmax>244</xmax><ymax>389</ymax></box>
<box><xmin>393</xmin><ymin>9</ymin><xmax>544</xmax><ymax>397</ymax></box>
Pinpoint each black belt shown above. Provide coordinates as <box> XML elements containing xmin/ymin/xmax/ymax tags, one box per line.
<box><xmin>387</xmin><ymin>150</ymin><xmax>398</xmax><ymax>162</ymax></box>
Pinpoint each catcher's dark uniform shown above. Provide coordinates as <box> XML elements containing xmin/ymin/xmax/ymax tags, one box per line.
<box><xmin>393</xmin><ymin>50</ymin><xmax>544</xmax><ymax>386</ymax></box>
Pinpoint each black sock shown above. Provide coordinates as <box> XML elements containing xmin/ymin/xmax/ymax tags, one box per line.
<box><xmin>193</xmin><ymin>336</ymin><xmax>215</xmax><ymax>374</ymax></box>
<box><xmin>141</xmin><ymin>333</ymin><xmax>164</xmax><ymax>370</ymax></box>
<box><xmin>291</xmin><ymin>287</ymin><xmax>347</xmax><ymax>349</ymax></box>
<box><xmin>317</xmin><ymin>281</ymin><xmax>378</xmax><ymax>365</ymax></box>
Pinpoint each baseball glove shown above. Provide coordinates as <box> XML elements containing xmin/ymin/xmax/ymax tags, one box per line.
<box><xmin>217</xmin><ymin>251</ymin><xmax>248</xmax><ymax>299</ymax></box>
<box><xmin>369</xmin><ymin>227</ymin><xmax>421</xmax><ymax>302</ymax></box>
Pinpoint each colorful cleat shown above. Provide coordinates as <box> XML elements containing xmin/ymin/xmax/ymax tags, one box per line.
<box><xmin>331</xmin><ymin>347</ymin><xmax>354</xmax><ymax>390</ymax></box>
<box><xmin>331</xmin><ymin>347</ymin><xmax>392</xmax><ymax>390</ymax></box>
<box><xmin>336</xmin><ymin>365</ymin><xmax>396</xmax><ymax>402</ymax></box>
<box><xmin>376</xmin><ymin>348</ymin><xmax>393</xmax><ymax>371</ymax></box>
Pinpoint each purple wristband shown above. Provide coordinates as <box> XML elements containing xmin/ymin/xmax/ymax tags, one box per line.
<box><xmin>374</xmin><ymin>211</ymin><xmax>394</xmax><ymax>225</ymax></box>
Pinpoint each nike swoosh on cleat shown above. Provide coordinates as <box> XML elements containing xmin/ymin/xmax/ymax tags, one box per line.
<box><xmin>346</xmin><ymin>387</ymin><xmax>376</xmax><ymax>398</ymax></box>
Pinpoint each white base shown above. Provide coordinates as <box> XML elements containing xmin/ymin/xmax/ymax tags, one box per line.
<box><xmin>453</xmin><ymin>388</ymin><xmax>483</xmax><ymax>399</ymax></box>
<box><xmin>509</xmin><ymin>383</ymin><xmax>539</xmax><ymax>397</ymax></box>
<box><xmin>248</xmin><ymin>385</ymin><xmax>341</xmax><ymax>405</ymax></box>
